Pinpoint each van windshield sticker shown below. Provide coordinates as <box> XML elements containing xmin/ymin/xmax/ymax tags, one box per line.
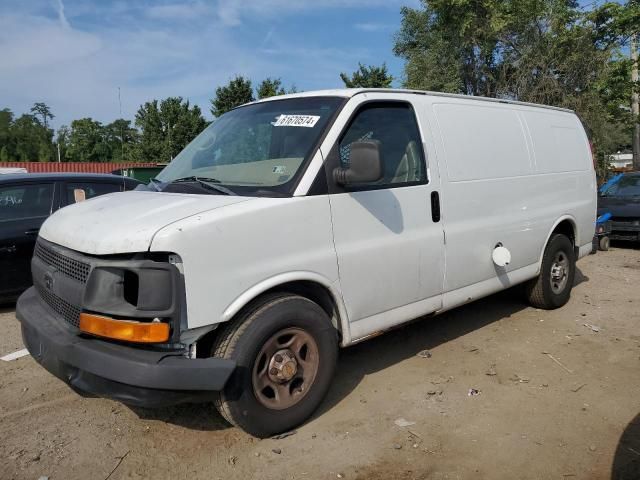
<box><xmin>272</xmin><ymin>114</ymin><xmax>320</xmax><ymax>128</ymax></box>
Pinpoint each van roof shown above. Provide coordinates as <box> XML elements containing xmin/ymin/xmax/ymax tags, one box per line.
<box><xmin>253</xmin><ymin>88</ymin><xmax>575</xmax><ymax>114</ymax></box>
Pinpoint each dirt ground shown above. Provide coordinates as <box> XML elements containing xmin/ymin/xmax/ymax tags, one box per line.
<box><xmin>1</xmin><ymin>246</ymin><xmax>640</xmax><ymax>480</ymax></box>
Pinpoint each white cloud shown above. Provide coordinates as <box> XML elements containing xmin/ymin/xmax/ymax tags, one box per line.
<box><xmin>0</xmin><ymin>0</ymin><xmax>403</xmax><ymax>127</ymax></box>
<box><xmin>354</xmin><ymin>22</ymin><xmax>395</xmax><ymax>32</ymax></box>
<box><xmin>213</xmin><ymin>0</ymin><xmax>410</xmax><ymax>26</ymax></box>
<box><xmin>145</xmin><ymin>2</ymin><xmax>210</xmax><ymax>20</ymax></box>
<box><xmin>0</xmin><ymin>14</ymin><xmax>101</xmax><ymax>70</ymax></box>
<box><xmin>0</xmin><ymin>9</ymin><xmax>255</xmax><ymax>125</ymax></box>
<box><xmin>54</xmin><ymin>0</ymin><xmax>70</xmax><ymax>29</ymax></box>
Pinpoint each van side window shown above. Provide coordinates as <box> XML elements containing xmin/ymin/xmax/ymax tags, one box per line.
<box><xmin>338</xmin><ymin>103</ymin><xmax>426</xmax><ymax>188</ymax></box>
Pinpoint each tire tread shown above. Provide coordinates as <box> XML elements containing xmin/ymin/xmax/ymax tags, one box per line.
<box><xmin>211</xmin><ymin>293</ymin><xmax>316</xmax><ymax>428</ymax></box>
<box><xmin>526</xmin><ymin>233</ymin><xmax>574</xmax><ymax>310</ymax></box>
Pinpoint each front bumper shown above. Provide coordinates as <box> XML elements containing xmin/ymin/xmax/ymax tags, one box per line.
<box><xmin>17</xmin><ymin>288</ymin><xmax>236</xmax><ymax>407</ymax></box>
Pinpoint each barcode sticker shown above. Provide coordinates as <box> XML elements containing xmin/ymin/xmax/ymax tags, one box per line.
<box><xmin>273</xmin><ymin>115</ymin><xmax>320</xmax><ymax>128</ymax></box>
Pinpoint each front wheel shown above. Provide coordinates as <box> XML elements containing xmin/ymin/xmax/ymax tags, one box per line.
<box><xmin>211</xmin><ymin>293</ymin><xmax>338</xmax><ymax>437</ymax></box>
<box><xmin>526</xmin><ymin>234</ymin><xmax>576</xmax><ymax>310</ymax></box>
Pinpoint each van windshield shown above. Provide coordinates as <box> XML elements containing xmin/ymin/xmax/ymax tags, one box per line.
<box><xmin>155</xmin><ymin>97</ymin><xmax>344</xmax><ymax>196</ymax></box>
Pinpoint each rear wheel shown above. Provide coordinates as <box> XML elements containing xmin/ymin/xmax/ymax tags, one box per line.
<box><xmin>526</xmin><ymin>234</ymin><xmax>576</xmax><ymax>310</ymax></box>
<box><xmin>211</xmin><ymin>293</ymin><xmax>338</xmax><ymax>437</ymax></box>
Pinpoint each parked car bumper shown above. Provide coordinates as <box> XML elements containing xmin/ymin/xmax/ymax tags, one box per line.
<box><xmin>610</xmin><ymin>220</ymin><xmax>640</xmax><ymax>242</ymax></box>
<box><xmin>16</xmin><ymin>287</ymin><xmax>236</xmax><ymax>407</ymax></box>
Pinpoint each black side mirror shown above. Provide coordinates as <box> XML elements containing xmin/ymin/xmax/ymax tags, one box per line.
<box><xmin>333</xmin><ymin>140</ymin><xmax>383</xmax><ymax>186</ymax></box>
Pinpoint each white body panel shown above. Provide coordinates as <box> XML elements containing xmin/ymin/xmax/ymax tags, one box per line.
<box><xmin>150</xmin><ymin>196</ymin><xmax>340</xmax><ymax>331</ymax></box>
<box><xmin>39</xmin><ymin>89</ymin><xmax>596</xmax><ymax>347</ymax></box>
<box><xmin>427</xmin><ymin>98</ymin><xmax>596</xmax><ymax>305</ymax></box>
<box><xmin>323</xmin><ymin>92</ymin><xmax>445</xmax><ymax>337</ymax></box>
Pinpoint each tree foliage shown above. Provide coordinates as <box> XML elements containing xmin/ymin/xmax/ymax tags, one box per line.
<box><xmin>136</xmin><ymin>97</ymin><xmax>207</xmax><ymax>162</ymax></box>
<box><xmin>257</xmin><ymin>77</ymin><xmax>286</xmax><ymax>99</ymax></box>
<box><xmin>66</xmin><ymin>118</ymin><xmax>107</xmax><ymax>162</ymax></box>
<box><xmin>30</xmin><ymin>102</ymin><xmax>55</xmax><ymax>129</ymax></box>
<box><xmin>340</xmin><ymin>63</ymin><xmax>394</xmax><ymax>88</ymax></box>
<box><xmin>393</xmin><ymin>0</ymin><xmax>639</xmax><ymax>170</ymax></box>
<box><xmin>0</xmin><ymin>106</ymin><xmax>54</xmax><ymax>162</ymax></box>
<box><xmin>0</xmin><ymin>99</ymin><xmax>207</xmax><ymax>163</ymax></box>
<box><xmin>211</xmin><ymin>75</ymin><xmax>255</xmax><ymax>117</ymax></box>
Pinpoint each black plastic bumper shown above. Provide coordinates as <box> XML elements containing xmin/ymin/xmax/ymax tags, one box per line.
<box><xmin>16</xmin><ymin>287</ymin><xmax>236</xmax><ymax>408</ymax></box>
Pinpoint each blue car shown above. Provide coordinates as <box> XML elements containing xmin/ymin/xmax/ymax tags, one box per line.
<box><xmin>597</xmin><ymin>172</ymin><xmax>640</xmax><ymax>246</ymax></box>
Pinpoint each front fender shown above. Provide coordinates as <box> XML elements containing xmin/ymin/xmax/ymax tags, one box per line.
<box><xmin>221</xmin><ymin>272</ymin><xmax>352</xmax><ymax>345</ymax></box>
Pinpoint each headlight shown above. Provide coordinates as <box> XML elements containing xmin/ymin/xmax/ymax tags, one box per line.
<box><xmin>81</xmin><ymin>257</ymin><xmax>182</xmax><ymax>343</ymax></box>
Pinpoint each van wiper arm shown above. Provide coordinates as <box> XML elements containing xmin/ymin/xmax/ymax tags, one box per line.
<box><xmin>171</xmin><ymin>176</ymin><xmax>236</xmax><ymax>196</ymax></box>
<box><xmin>148</xmin><ymin>177</ymin><xmax>165</xmax><ymax>192</ymax></box>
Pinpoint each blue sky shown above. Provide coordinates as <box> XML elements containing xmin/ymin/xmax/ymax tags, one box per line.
<box><xmin>0</xmin><ymin>0</ymin><xmax>420</xmax><ymax>129</ymax></box>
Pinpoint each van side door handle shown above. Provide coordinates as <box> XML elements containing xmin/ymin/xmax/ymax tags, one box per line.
<box><xmin>431</xmin><ymin>191</ymin><xmax>441</xmax><ymax>223</ymax></box>
<box><xmin>24</xmin><ymin>228</ymin><xmax>39</xmax><ymax>236</ymax></box>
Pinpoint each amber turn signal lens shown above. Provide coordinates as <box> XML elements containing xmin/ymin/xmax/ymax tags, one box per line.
<box><xmin>79</xmin><ymin>313</ymin><xmax>170</xmax><ymax>343</ymax></box>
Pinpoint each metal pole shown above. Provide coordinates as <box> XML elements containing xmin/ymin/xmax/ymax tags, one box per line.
<box><xmin>118</xmin><ymin>87</ymin><xmax>124</xmax><ymax>161</ymax></box>
<box><xmin>632</xmin><ymin>34</ymin><xmax>640</xmax><ymax>171</ymax></box>
<box><xmin>168</xmin><ymin>120</ymin><xmax>172</xmax><ymax>162</ymax></box>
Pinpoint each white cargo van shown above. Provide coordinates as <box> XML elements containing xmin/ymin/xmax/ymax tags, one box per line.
<box><xmin>17</xmin><ymin>89</ymin><xmax>596</xmax><ymax>436</ymax></box>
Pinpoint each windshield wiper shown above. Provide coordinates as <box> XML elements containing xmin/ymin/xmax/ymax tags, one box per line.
<box><xmin>171</xmin><ymin>176</ymin><xmax>236</xmax><ymax>196</ymax></box>
<box><xmin>148</xmin><ymin>177</ymin><xmax>165</xmax><ymax>192</ymax></box>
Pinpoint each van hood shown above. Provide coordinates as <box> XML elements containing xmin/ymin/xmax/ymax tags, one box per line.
<box><xmin>39</xmin><ymin>191</ymin><xmax>252</xmax><ymax>255</ymax></box>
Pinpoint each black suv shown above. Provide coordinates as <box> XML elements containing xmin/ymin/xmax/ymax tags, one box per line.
<box><xmin>0</xmin><ymin>173</ymin><xmax>141</xmax><ymax>303</ymax></box>
<box><xmin>598</xmin><ymin>172</ymin><xmax>640</xmax><ymax>244</ymax></box>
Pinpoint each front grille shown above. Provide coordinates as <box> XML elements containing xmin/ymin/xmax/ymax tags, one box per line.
<box><xmin>34</xmin><ymin>241</ymin><xmax>91</xmax><ymax>283</ymax></box>
<box><xmin>35</xmin><ymin>283</ymin><xmax>81</xmax><ymax>328</ymax></box>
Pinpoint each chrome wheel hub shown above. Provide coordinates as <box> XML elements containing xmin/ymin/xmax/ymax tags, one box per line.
<box><xmin>550</xmin><ymin>251</ymin><xmax>569</xmax><ymax>294</ymax></box>
<box><xmin>551</xmin><ymin>264</ymin><xmax>566</xmax><ymax>281</ymax></box>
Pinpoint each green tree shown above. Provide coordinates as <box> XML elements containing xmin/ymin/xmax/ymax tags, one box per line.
<box><xmin>340</xmin><ymin>63</ymin><xmax>394</xmax><ymax>88</ymax></box>
<box><xmin>12</xmin><ymin>114</ymin><xmax>53</xmax><ymax>161</ymax></box>
<box><xmin>0</xmin><ymin>146</ymin><xmax>9</xmax><ymax>161</ymax></box>
<box><xmin>30</xmin><ymin>102</ymin><xmax>55</xmax><ymax>129</ymax></box>
<box><xmin>393</xmin><ymin>0</ymin><xmax>635</xmax><ymax>170</ymax></box>
<box><xmin>0</xmin><ymin>108</ymin><xmax>15</xmax><ymax>160</ymax></box>
<box><xmin>257</xmin><ymin>77</ymin><xmax>286</xmax><ymax>99</ymax></box>
<box><xmin>56</xmin><ymin>125</ymin><xmax>70</xmax><ymax>162</ymax></box>
<box><xmin>211</xmin><ymin>75</ymin><xmax>255</xmax><ymax>117</ymax></box>
<box><xmin>136</xmin><ymin>97</ymin><xmax>206</xmax><ymax>162</ymax></box>
<box><xmin>38</xmin><ymin>142</ymin><xmax>52</xmax><ymax>162</ymax></box>
<box><xmin>104</xmin><ymin>119</ymin><xmax>140</xmax><ymax>162</ymax></box>
<box><xmin>66</xmin><ymin>118</ymin><xmax>107</xmax><ymax>162</ymax></box>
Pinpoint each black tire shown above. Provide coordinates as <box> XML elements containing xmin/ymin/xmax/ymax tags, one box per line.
<box><xmin>526</xmin><ymin>234</ymin><xmax>576</xmax><ymax>310</ymax></box>
<box><xmin>599</xmin><ymin>236</ymin><xmax>610</xmax><ymax>251</ymax></box>
<box><xmin>211</xmin><ymin>293</ymin><xmax>338</xmax><ymax>437</ymax></box>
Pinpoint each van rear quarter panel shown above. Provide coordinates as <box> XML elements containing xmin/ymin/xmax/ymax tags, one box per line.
<box><xmin>427</xmin><ymin>97</ymin><xmax>596</xmax><ymax>294</ymax></box>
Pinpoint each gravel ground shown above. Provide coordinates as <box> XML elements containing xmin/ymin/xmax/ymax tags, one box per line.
<box><xmin>1</xmin><ymin>245</ymin><xmax>640</xmax><ymax>480</ymax></box>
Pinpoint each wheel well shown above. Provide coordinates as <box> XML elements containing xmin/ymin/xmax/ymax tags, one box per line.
<box><xmin>549</xmin><ymin>219</ymin><xmax>578</xmax><ymax>259</ymax></box>
<box><xmin>551</xmin><ymin>219</ymin><xmax>576</xmax><ymax>246</ymax></box>
<box><xmin>265</xmin><ymin>281</ymin><xmax>341</xmax><ymax>333</ymax></box>
<box><xmin>196</xmin><ymin>281</ymin><xmax>343</xmax><ymax>357</ymax></box>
